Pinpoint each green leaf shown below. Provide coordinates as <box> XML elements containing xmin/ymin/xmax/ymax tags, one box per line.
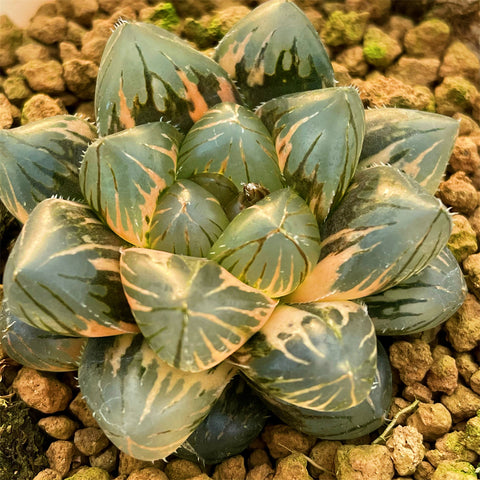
<box><xmin>213</xmin><ymin>0</ymin><xmax>335</xmax><ymax>108</ymax></box>
<box><xmin>358</xmin><ymin>108</ymin><xmax>459</xmax><ymax>194</ymax></box>
<box><xmin>0</xmin><ymin>115</ymin><xmax>96</xmax><ymax>223</ymax></box>
<box><xmin>1</xmin><ymin>306</ymin><xmax>87</xmax><ymax>372</ymax></box>
<box><xmin>177</xmin><ymin>376</ymin><xmax>269</xmax><ymax>465</ymax></box>
<box><xmin>120</xmin><ymin>248</ymin><xmax>278</xmax><ymax>372</ymax></box>
<box><xmin>365</xmin><ymin>247</ymin><xmax>467</xmax><ymax>335</ymax></box>
<box><xmin>208</xmin><ymin>188</ymin><xmax>321</xmax><ymax>298</ymax></box>
<box><xmin>256</xmin><ymin>341</ymin><xmax>392</xmax><ymax>439</ymax></box>
<box><xmin>286</xmin><ymin>165</ymin><xmax>452</xmax><ymax>303</ymax></box>
<box><xmin>80</xmin><ymin>122</ymin><xmax>183</xmax><ymax>247</ymax></box>
<box><xmin>79</xmin><ymin>334</ymin><xmax>235</xmax><ymax>461</ymax></box>
<box><xmin>3</xmin><ymin>198</ymin><xmax>138</xmax><ymax>337</ymax></box>
<box><xmin>233</xmin><ymin>301</ymin><xmax>377</xmax><ymax>411</ymax></box>
<box><xmin>257</xmin><ymin>87</ymin><xmax>365</xmax><ymax>222</ymax></box>
<box><xmin>149</xmin><ymin>180</ymin><xmax>229</xmax><ymax>255</ymax></box>
<box><xmin>176</xmin><ymin>102</ymin><xmax>284</xmax><ymax>192</ymax></box>
<box><xmin>96</xmin><ymin>22</ymin><xmax>242</xmax><ymax>135</ymax></box>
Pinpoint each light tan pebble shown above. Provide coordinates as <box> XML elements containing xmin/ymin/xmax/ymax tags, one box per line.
<box><xmin>38</xmin><ymin>415</ymin><xmax>78</xmax><ymax>440</ymax></box>
<box><xmin>246</xmin><ymin>463</ymin><xmax>274</xmax><ymax>480</ymax></box>
<box><xmin>212</xmin><ymin>455</ymin><xmax>247</xmax><ymax>480</ymax></box>
<box><xmin>335</xmin><ymin>444</ymin><xmax>394</xmax><ymax>480</ymax></box>
<box><xmin>0</xmin><ymin>93</ymin><xmax>14</xmax><ymax>129</ymax></box>
<box><xmin>430</xmin><ymin>460</ymin><xmax>478</xmax><ymax>479</ymax></box>
<box><xmin>90</xmin><ymin>445</ymin><xmax>118</xmax><ymax>472</ymax></box>
<box><xmin>21</xmin><ymin>93</ymin><xmax>67</xmax><ymax>124</ymax></box>
<box><xmin>406</xmin><ymin>403</ymin><xmax>452</xmax><ymax>441</ymax></box>
<box><xmin>439</xmin><ymin>41</ymin><xmax>480</xmax><ymax>84</ymax></box>
<box><xmin>414</xmin><ymin>460</ymin><xmax>435</xmax><ymax>480</ymax></box>
<box><xmin>248</xmin><ymin>449</ymin><xmax>272</xmax><ymax>469</ymax></box>
<box><xmin>261</xmin><ymin>425</ymin><xmax>317</xmax><ymax>460</ymax></box>
<box><xmin>453</xmin><ymin>113</ymin><xmax>480</xmax><ymax>136</ymax></box>
<box><xmin>74</xmin><ymin>427</ymin><xmax>110</xmax><ymax>456</ymax></box>
<box><xmin>438</xmin><ymin>172</ymin><xmax>479</xmax><ymax>215</ymax></box>
<box><xmin>335</xmin><ymin>46</ymin><xmax>369</xmax><ymax>77</ymax></box>
<box><xmin>21</xmin><ymin>59</ymin><xmax>65</xmax><ymax>94</ymax></box>
<box><xmin>46</xmin><ymin>440</ymin><xmax>76</xmax><ymax>477</ymax></box>
<box><xmin>441</xmin><ymin>384</ymin><xmax>480</xmax><ymax>422</ymax></box>
<box><xmin>403</xmin><ymin>19</ymin><xmax>450</xmax><ymax>58</ymax></box>
<box><xmin>27</xmin><ymin>14</ymin><xmax>68</xmax><ymax>45</ymax></box>
<box><xmin>118</xmin><ymin>452</ymin><xmax>154</xmax><ymax>475</ymax></box>
<box><xmin>69</xmin><ymin>393</ymin><xmax>98</xmax><ymax>427</ymax></box>
<box><xmin>15</xmin><ymin>43</ymin><xmax>52</xmax><ymax>64</ymax></box>
<box><xmin>403</xmin><ymin>383</ymin><xmax>433</xmax><ymax>403</ymax></box>
<box><xmin>164</xmin><ymin>458</ymin><xmax>202</xmax><ymax>480</ymax></box>
<box><xmin>59</xmin><ymin>41</ymin><xmax>83</xmax><ymax>62</ymax></box>
<box><xmin>445</xmin><ymin>294</ymin><xmax>480</xmax><ymax>352</ymax></box>
<box><xmin>454</xmin><ymin>353</ymin><xmax>478</xmax><ymax>383</ymax></box>
<box><xmin>63</xmin><ymin>58</ymin><xmax>98</xmax><ymax>99</ymax></box>
<box><xmin>386</xmin><ymin>57</ymin><xmax>440</xmax><ymax>87</ymax></box>
<box><xmin>308</xmin><ymin>441</ymin><xmax>341</xmax><ymax>478</ymax></box>
<box><xmin>426</xmin><ymin>354</ymin><xmax>458</xmax><ymax>395</ymax></box>
<box><xmin>469</xmin><ymin>369</ymin><xmax>480</xmax><ymax>395</ymax></box>
<box><xmin>127</xmin><ymin>467</ymin><xmax>168</xmax><ymax>480</ymax></box>
<box><xmin>13</xmin><ymin>367</ymin><xmax>72</xmax><ymax>413</ymax></box>
<box><xmin>389</xmin><ymin>340</ymin><xmax>433</xmax><ymax>386</ymax></box>
<box><xmin>33</xmin><ymin>469</ymin><xmax>62</xmax><ymax>480</ymax></box>
<box><xmin>449</xmin><ymin>136</ymin><xmax>480</xmax><ymax>175</ymax></box>
<box><xmin>273</xmin><ymin>453</ymin><xmax>313</xmax><ymax>480</ymax></box>
<box><xmin>386</xmin><ymin>426</ymin><xmax>425</xmax><ymax>476</ymax></box>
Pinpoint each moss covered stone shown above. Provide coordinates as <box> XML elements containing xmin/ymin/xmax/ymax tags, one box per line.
<box><xmin>404</xmin><ymin>18</ymin><xmax>450</xmax><ymax>58</ymax></box>
<box><xmin>65</xmin><ymin>467</ymin><xmax>111</xmax><ymax>480</ymax></box>
<box><xmin>447</xmin><ymin>215</ymin><xmax>478</xmax><ymax>262</ymax></box>
<box><xmin>463</xmin><ymin>415</ymin><xmax>480</xmax><ymax>454</ymax></box>
<box><xmin>142</xmin><ymin>2</ymin><xmax>179</xmax><ymax>31</ymax></box>
<box><xmin>435</xmin><ymin>76</ymin><xmax>479</xmax><ymax>116</ymax></box>
<box><xmin>0</xmin><ymin>15</ymin><xmax>24</xmax><ymax>68</ymax></box>
<box><xmin>431</xmin><ymin>460</ymin><xmax>477</xmax><ymax>479</ymax></box>
<box><xmin>2</xmin><ymin>75</ymin><xmax>32</xmax><ymax>104</ymax></box>
<box><xmin>321</xmin><ymin>10</ymin><xmax>369</xmax><ymax>47</ymax></box>
<box><xmin>363</xmin><ymin>26</ymin><xmax>401</xmax><ymax>69</ymax></box>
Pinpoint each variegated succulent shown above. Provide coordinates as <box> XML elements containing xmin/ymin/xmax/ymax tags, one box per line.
<box><xmin>0</xmin><ymin>0</ymin><xmax>466</xmax><ymax>464</ymax></box>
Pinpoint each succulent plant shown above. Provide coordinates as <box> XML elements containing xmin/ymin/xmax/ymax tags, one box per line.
<box><xmin>0</xmin><ymin>0</ymin><xmax>466</xmax><ymax>464</ymax></box>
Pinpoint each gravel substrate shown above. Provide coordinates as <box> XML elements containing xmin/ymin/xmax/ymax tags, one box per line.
<box><xmin>1</xmin><ymin>0</ymin><xmax>480</xmax><ymax>479</ymax></box>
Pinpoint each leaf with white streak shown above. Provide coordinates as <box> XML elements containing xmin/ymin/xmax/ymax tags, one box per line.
<box><xmin>120</xmin><ymin>248</ymin><xmax>278</xmax><ymax>372</ymax></box>
<box><xmin>79</xmin><ymin>334</ymin><xmax>235</xmax><ymax>461</ymax></box>
<box><xmin>3</xmin><ymin>198</ymin><xmax>138</xmax><ymax>337</ymax></box>
<box><xmin>233</xmin><ymin>301</ymin><xmax>377</xmax><ymax>411</ymax></box>
<box><xmin>80</xmin><ymin>122</ymin><xmax>183</xmax><ymax>247</ymax></box>
<box><xmin>358</xmin><ymin>108</ymin><xmax>459</xmax><ymax>194</ymax></box>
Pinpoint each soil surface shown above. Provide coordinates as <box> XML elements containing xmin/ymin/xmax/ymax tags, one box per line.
<box><xmin>1</xmin><ymin>0</ymin><xmax>480</xmax><ymax>479</ymax></box>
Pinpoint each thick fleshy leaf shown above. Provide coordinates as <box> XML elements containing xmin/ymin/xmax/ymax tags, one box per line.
<box><xmin>189</xmin><ymin>173</ymin><xmax>239</xmax><ymax>207</ymax></box>
<box><xmin>214</xmin><ymin>0</ymin><xmax>335</xmax><ymax>108</ymax></box>
<box><xmin>365</xmin><ymin>248</ymin><xmax>467</xmax><ymax>336</ymax></box>
<box><xmin>232</xmin><ymin>301</ymin><xmax>377</xmax><ymax>411</ymax></box>
<box><xmin>257</xmin><ymin>87</ymin><xmax>365</xmax><ymax>222</ymax></box>
<box><xmin>256</xmin><ymin>341</ymin><xmax>392</xmax><ymax>439</ymax></box>
<box><xmin>80</xmin><ymin>122</ymin><xmax>183</xmax><ymax>247</ymax></box>
<box><xmin>0</xmin><ymin>305</ymin><xmax>87</xmax><ymax>372</ymax></box>
<box><xmin>79</xmin><ymin>334</ymin><xmax>235</xmax><ymax>461</ymax></box>
<box><xmin>286</xmin><ymin>166</ymin><xmax>452</xmax><ymax>303</ymax></box>
<box><xmin>358</xmin><ymin>108</ymin><xmax>459</xmax><ymax>194</ymax></box>
<box><xmin>120</xmin><ymin>248</ymin><xmax>278</xmax><ymax>372</ymax></box>
<box><xmin>0</xmin><ymin>115</ymin><xmax>96</xmax><ymax>223</ymax></box>
<box><xmin>96</xmin><ymin>22</ymin><xmax>242</xmax><ymax>135</ymax></box>
<box><xmin>3</xmin><ymin>198</ymin><xmax>138</xmax><ymax>337</ymax></box>
<box><xmin>149</xmin><ymin>180</ymin><xmax>229</xmax><ymax>255</ymax></box>
<box><xmin>176</xmin><ymin>102</ymin><xmax>284</xmax><ymax>192</ymax></box>
<box><xmin>208</xmin><ymin>188</ymin><xmax>321</xmax><ymax>298</ymax></box>
<box><xmin>177</xmin><ymin>376</ymin><xmax>270</xmax><ymax>465</ymax></box>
